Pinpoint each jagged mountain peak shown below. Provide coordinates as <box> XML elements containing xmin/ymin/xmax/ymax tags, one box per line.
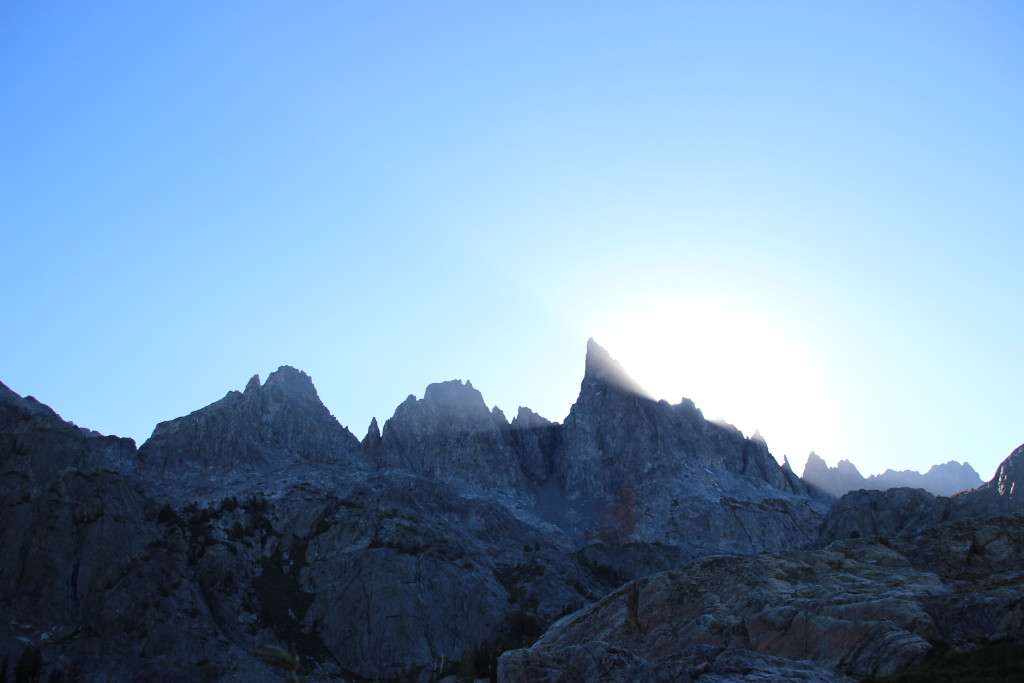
<box><xmin>365</xmin><ymin>416</ymin><xmax>381</xmax><ymax>440</ymax></box>
<box><xmin>836</xmin><ymin>458</ymin><xmax>862</xmax><ymax>475</ymax></box>
<box><xmin>243</xmin><ymin>373</ymin><xmax>260</xmax><ymax>394</ymax></box>
<box><xmin>805</xmin><ymin>451</ymin><xmax>826</xmax><ymax>468</ymax></box>
<box><xmin>138</xmin><ymin>367</ymin><xmax>362</xmax><ymax>474</ymax></box>
<box><xmin>582</xmin><ymin>338</ymin><xmax>648</xmax><ymax>397</ymax></box>
<box><xmin>261</xmin><ymin>365</ymin><xmax>322</xmax><ymax>402</ymax></box>
<box><xmin>422</xmin><ymin>379</ymin><xmax>487</xmax><ymax>412</ymax></box>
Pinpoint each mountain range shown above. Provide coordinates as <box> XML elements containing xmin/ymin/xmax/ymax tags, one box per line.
<box><xmin>802</xmin><ymin>452</ymin><xmax>983</xmax><ymax>498</ymax></box>
<box><xmin>1</xmin><ymin>340</ymin><xmax>1021</xmax><ymax>681</ymax></box>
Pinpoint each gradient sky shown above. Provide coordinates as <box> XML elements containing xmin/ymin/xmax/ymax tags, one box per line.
<box><xmin>3</xmin><ymin>2</ymin><xmax>1022</xmax><ymax>480</ymax></box>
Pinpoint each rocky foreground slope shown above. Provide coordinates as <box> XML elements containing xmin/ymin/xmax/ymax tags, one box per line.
<box><xmin>1</xmin><ymin>341</ymin><xmax>1021</xmax><ymax>682</ymax></box>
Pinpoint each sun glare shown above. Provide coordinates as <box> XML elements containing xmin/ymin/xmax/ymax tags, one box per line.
<box><xmin>594</xmin><ymin>303</ymin><xmax>833</xmax><ymax>465</ymax></box>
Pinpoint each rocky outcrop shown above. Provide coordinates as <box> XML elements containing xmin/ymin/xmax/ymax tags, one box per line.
<box><xmin>818</xmin><ymin>487</ymin><xmax>948</xmax><ymax>542</ymax></box>
<box><xmin>499</xmin><ymin>514</ymin><xmax>1024</xmax><ymax>681</ymax></box>
<box><xmin>802</xmin><ymin>452</ymin><xmax>983</xmax><ymax>498</ymax></box>
<box><xmin>138</xmin><ymin>366</ymin><xmax>364</xmax><ymax>477</ymax></box>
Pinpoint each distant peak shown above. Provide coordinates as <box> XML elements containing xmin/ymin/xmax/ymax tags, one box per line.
<box><xmin>244</xmin><ymin>374</ymin><xmax>261</xmax><ymax>394</ymax></box>
<box><xmin>583</xmin><ymin>338</ymin><xmax>647</xmax><ymax>396</ymax></box>
<box><xmin>836</xmin><ymin>459</ymin><xmax>862</xmax><ymax>476</ymax></box>
<box><xmin>806</xmin><ymin>451</ymin><xmax>825</xmax><ymax>465</ymax></box>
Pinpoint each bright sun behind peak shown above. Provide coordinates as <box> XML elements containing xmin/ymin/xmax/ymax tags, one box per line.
<box><xmin>584</xmin><ymin>338</ymin><xmax>650</xmax><ymax>398</ymax></box>
<box><xmin>590</xmin><ymin>303</ymin><xmax>835</xmax><ymax>465</ymax></box>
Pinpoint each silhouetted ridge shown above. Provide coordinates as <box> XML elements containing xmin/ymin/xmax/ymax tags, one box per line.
<box><xmin>802</xmin><ymin>451</ymin><xmax>982</xmax><ymax>497</ymax></box>
<box><xmin>583</xmin><ymin>338</ymin><xmax>649</xmax><ymax>397</ymax></box>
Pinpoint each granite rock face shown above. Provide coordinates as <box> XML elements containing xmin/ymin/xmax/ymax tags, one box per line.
<box><xmin>138</xmin><ymin>366</ymin><xmax>365</xmax><ymax>477</ymax></box>
<box><xmin>0</xmin><ymin>379</ymin><xmax>618</xmax><ymax>681</ymax></box>
<box><xmin>0</xmin><ymin>381</ymin><xmax>275</xmax><ymax>681</ymax></box>
<box><xmin>3</xmin><ymin>344</ymin><xmax>1022</xmax><ymax>682</ymax></box>
<box><xmin>499</xmin><ymin>514</ymin><xmax>1024</xmax><ymax>682</ymax></box>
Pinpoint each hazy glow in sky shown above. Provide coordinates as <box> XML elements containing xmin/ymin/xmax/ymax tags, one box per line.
<box><xmin>2</xmin><ymin>2</ymin><xmax>1022</xmax><ymax>479</ymax></box>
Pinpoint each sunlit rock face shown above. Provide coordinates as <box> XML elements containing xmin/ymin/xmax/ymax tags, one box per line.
<box><xmin>498</xmin><ymin>514</ymin><xmax>1024</xmax><ymax>682</ymax></box>
<box><xmin>138</xmin><ymin>366</ymin><xmax>365</xmax><ymax>476</ymax></box>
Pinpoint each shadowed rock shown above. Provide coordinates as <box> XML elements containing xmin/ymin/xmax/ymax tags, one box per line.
<box><xmin>499</xmin><ymin>514</ymin><xmax>1024</xmax><ymax>681</ymax></box>
<box><xmin>138</xmin><ymin>366</ymin><xmax>364</xmax><ymax>476</ymax></box>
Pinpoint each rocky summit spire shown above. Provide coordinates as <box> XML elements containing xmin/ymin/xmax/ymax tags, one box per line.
<box><xmin>582</xmin><ymin>338</ymin><xmax>648</xmax><ymax>397</ymax></box>
<box><xmin>262</xmin><ymin>365</ymin><xmax>322</xmax><ymax>405</ymax></box>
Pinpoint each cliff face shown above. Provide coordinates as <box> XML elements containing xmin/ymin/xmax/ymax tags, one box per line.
<box><xmin>0</xmin><ymin>381</ymin><xmax>253</xmax><ymax>681</ymax></box>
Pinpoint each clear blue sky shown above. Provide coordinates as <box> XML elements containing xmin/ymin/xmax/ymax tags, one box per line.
<box><xmin>3</xmin><ymin>2</ymin><xmax>1022</xmax><ymax>479</ymax></box>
